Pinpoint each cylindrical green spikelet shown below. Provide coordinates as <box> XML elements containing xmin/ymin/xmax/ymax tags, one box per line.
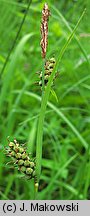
<box><xmin>37</xmin><ymin>57</ymin><xmax>57</xmax><ymax>89</ymax></box>
<box><xmin>6</xmin><ymin>139</ymin><xmax>36</xmax><ymax>182</ymax></box>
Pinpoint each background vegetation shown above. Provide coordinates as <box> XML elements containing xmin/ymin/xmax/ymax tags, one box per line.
<box><xmin>0</xmin><ymin>0</ymin><xmax>90</xmax><ymax>200</ymax></box>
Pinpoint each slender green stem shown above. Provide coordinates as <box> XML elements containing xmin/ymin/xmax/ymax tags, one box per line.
<box><xmin>42</xmin><ymin>58</ymin><xmax>46</xmax><ymax>95</ymax></box>
<box><xmin>36</xmin><ymin>8</ymin><xmax>86</xmax><ymax>186</ymax></box>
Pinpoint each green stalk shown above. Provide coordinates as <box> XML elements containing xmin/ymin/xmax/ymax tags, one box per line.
<box><xmin>36</xmin><ymin>9</ymin><xmax>86</xmax><ymax>186</ymax></box>
<box><xmin>42</xmin><ymin>58</ymin><xmax>46</xmax><ymax>95</ymax></box>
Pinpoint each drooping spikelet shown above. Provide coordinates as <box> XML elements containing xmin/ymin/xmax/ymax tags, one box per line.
<box><xmin>6</xmin><ymin>139</ymin><xmax>36</xmax><ymax>180</ymax></box>
<box><xmin>40</xmin><ymin>3</ymin><xmax>51</xmax><ymax>58</ymax></box>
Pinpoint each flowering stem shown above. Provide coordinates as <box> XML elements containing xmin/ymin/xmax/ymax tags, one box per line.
<box><xmin>42</xmin><ymin>58</ymin><xmax>46</xmax><ymax>95</ymax></box>
<box><xmin>36</xmin><ymin>8</ymin><xmax>86</xmax><ymax>189</ymax></box>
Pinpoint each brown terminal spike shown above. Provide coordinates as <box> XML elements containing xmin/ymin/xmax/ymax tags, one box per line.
<box><xmin>40</xmin><ymin>3</ymin><xmax>51</xmax><ymax>58</ymax></box>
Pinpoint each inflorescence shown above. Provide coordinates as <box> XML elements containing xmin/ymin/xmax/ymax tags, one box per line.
<box><xmin>36</xmin><ymin>57</ymin><xmax>58</xmax><ymax>89</ymax></box>
<box><xmin>6</xmin><ymin>139</ymin><xmax>36</xmax><ymax>181</ymax></box>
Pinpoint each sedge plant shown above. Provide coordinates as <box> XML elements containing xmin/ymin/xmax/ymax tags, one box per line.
<box><xmin>5</xmin><ymin>2</ymin><xmax>86</xmax><ymax>198</ymax></box>
<box><xmin>36</xmin><ymin>3</ymin><xmax>86</xmax><ymax>192</ymax></box>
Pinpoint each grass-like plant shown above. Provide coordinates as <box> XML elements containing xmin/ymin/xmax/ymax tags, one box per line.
<box><xmin>6</xmin><ymin>2</ymin><xmax>86</xmax><ymax>193</ymax></box>
<box><xmin>36</xmin><ymin>4</ymin><xmax>86</xmax><ymax>191</ymax></box>
<box><xmin>0</xmin><ymin>0</ymin><xmax>89</xmax><ymax>200</ymax></box>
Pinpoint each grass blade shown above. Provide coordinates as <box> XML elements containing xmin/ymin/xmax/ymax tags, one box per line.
<box><xmin>0</xmin><ymin>33</ymin><xmax>34</xmax><ymax>112</ymax></box>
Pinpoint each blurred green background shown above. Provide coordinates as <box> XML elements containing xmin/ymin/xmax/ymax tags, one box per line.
<box><xmin>0</xmin><ymin>0</ymin><xmax>90</xmax><ymax>200</ymax></box>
